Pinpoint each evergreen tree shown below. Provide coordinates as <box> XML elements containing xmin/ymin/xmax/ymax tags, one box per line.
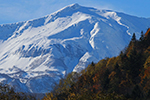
<box><xmin>131</xmin><ymin>33</ymin><xmax>136</xmax><ymax>41</ymax></box>
<box><xmin>128</xmin><ymin>48</ymin><xmax>141</xmax><ymax>80</ymax></box>
<box><xmin>102</xmin><ymin>69</ymin><xmax>110</xmax><ymax>90</ymax></box>
<box><xmin>91</xmin><ymin>61</ymin><xmax>95</xmax><ymax>66</ymax></box>
<box><xmin>140</xmin><ymin>31</ymin><xmax>144</xmax><ymax>41</ymax></box>
<box><xmin>114</xmin><ymin>63</ymin><xmax>121</xmax><ymax>77</ymax></box>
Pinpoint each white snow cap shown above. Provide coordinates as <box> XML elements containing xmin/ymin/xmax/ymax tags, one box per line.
<box><xmin>0</xmin><ymin>4</ymin><xmax>149</xmax><ymax>93</ymax></box>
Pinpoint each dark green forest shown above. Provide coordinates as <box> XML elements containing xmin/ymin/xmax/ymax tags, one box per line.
<box><xmin>43</xmin><ymin>28</ymin><xmax>150</xmax><ymax>100</ymax></box>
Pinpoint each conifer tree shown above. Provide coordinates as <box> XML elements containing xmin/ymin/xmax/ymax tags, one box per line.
<box><xmin>131</xmin><ymin>33</ymin><xmax>136</xmax><ymax>41</ymax></box>
<box><xmin>140</xmin><ymin>31</ymin><xmax>144</xmax><ymax>41</ymax></box>
<box><xmin>102</xmin><ymin>69</ymin><xmax>110</xmax><ymax>90</ymax></box>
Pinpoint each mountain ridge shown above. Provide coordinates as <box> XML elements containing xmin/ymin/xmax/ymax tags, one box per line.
<box><xmin>0</xmin><ymin>4</ymin><xmax>150</xmax><ymax>93</ymax></box>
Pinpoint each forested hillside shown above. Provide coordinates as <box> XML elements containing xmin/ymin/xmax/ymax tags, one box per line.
<box><xmin>43</xmin><ymin>28</ymin><xmax>150</xmax><ymax>100</ymax></box>
<box><xmin>0</xmin><ymin>84</ymin><xmax>35</xmax><ymax>100</ymax></box>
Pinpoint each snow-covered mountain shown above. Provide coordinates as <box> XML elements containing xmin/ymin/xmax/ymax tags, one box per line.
<box><xmin>0</xmin><ymin>3</ymin><xmax>150</xmax><ymax>93</ymax></box>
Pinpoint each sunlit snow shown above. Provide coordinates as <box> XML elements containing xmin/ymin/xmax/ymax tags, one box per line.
<box><xmin>0</xmin><ymin>3</ymin><xmax>150</xmax><ymax>93</ymax></box>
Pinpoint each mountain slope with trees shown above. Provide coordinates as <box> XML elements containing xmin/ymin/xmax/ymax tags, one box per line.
<box><xmin>0</xmin><ymin>84</ymin><xmax>35</xmax><ymax>100</ymax></box>
<box><xmin>43</xmin><ymin>28</ymin><xmax>150</xmax><ymax>100</ymax></box>
<box><xmin>1</xmin><ymin>4</ymin><xmax>150</xmax><ymax>93</ymax></box>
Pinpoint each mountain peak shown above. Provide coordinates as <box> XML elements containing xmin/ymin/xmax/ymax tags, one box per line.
<box><xmin>69</xmin><ymin>3</ymin><xmax>80</xmax><ymax>8</ymax></box>
<box><xmin>0</xmin><ymin>4</ymin><xmax>150</xmax><ymax>94</ymax></box>
<box><xmin>59</xmin><ymin>3</ymin><xmax>81</xmax><ymax>12</ymax></box>
<box><xmin>68</xmin><ymin>3</ymin><xmax>81</xmax><ymax>10</ymax></box>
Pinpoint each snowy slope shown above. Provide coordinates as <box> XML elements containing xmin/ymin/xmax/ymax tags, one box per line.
<box><xmin>0</xmin><ymin>3</ymin><xmax>150</xmax><ymax>93</ymax></box>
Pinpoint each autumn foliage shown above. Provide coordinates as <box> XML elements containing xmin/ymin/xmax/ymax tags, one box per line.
<box><xmin>43</xmin><ymin>29</ymin><xmax>150</xmax><ymax>100</ymax></box>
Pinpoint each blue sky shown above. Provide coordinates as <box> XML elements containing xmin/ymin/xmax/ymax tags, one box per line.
<box><xmin>0</xmin><ymin>0</ymin><xmax>149</xmax><ymax>24</ymax></box>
